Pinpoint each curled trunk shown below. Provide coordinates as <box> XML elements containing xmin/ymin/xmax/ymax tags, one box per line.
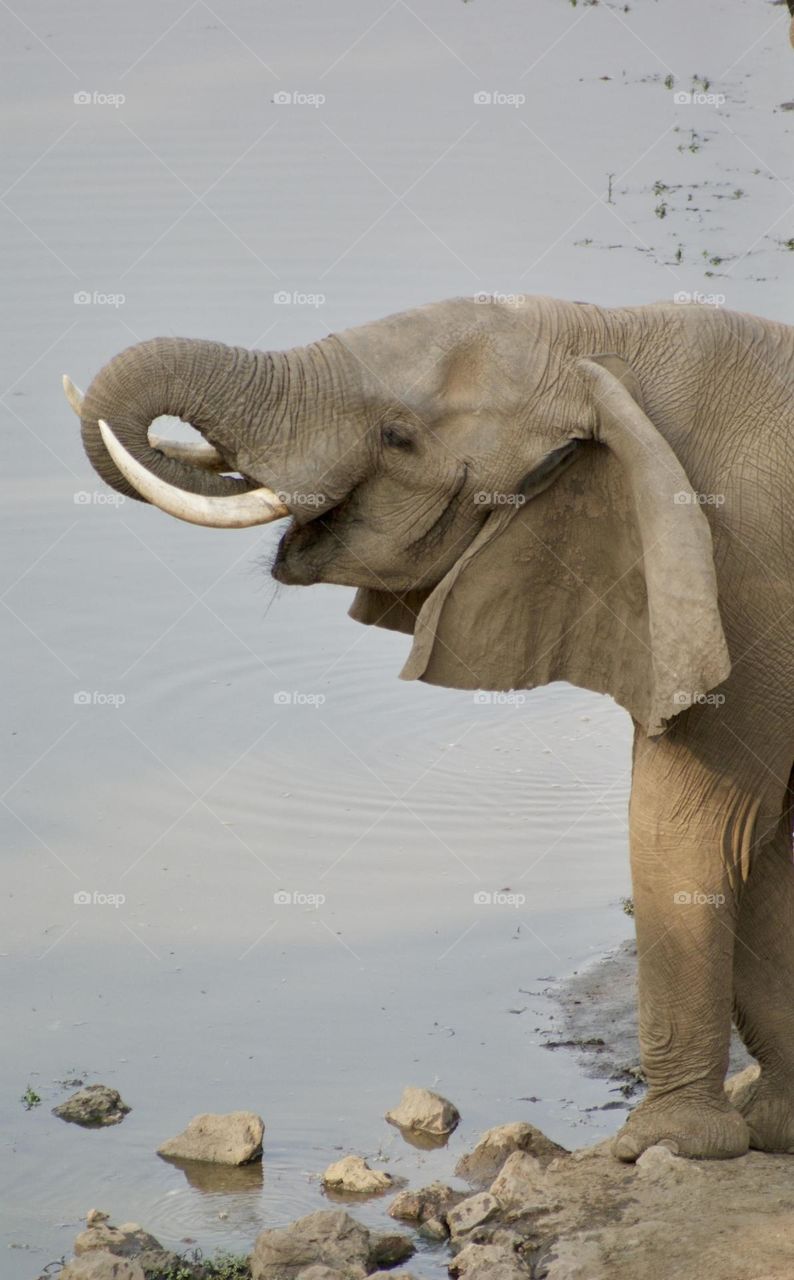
<box><xmin>81</xmin><ymin>336</ymin><xmax>267</xmax><ymax>500</ymax></box>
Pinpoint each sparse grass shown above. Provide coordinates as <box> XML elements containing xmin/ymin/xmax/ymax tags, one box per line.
<box><xmin>664</xmin><ymin>73</ymin><xmax>675</xmax><ymax>89</ymax></box>
<box><xmin>654</xmin><ymin>201</ymin><xmax>668</xmax><ymax>219</ymax></box>
<box><xmin>21</xmin><ymin>1085</ymin><xmax>41</xmax><ymax>1110</ymax></box>
<box><xmin>155</xmin><ymin>1251</ymin><xmax>251</xmax><ymax>1280</ymax></box>
<box><xmin>620</xmin><ymin>896</ymin><xmax>635</xmax><ymax>918</ymax></box>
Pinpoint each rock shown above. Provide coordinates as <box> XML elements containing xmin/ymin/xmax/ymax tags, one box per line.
<box><xmin>455</xmin><ymin>1121</ymin><xmax>566</xmax><ymax>1187</ymax></box>
<box><xmin>449</xmin><ymin>1241</ymin><xmax>531</xmax><ymax>1278</ymax></box>
<box><xmin>369</xmin><ymin>1274</ymin><xmax>418</xmax><ymax>1279</ymax></box>
<box><xmin>385</xmin><ymin>1086</ymin><xmax>460</xmax><ymax>1136</ymax></box>
<box><xmin>389</xmin><ymin>1181</ymin><xmax>466</xmax><ymax>1225</ymax></box>
<box><xmin>322</xmin><ymin>1154</ymin><xmax>393</xmax><ymax>1194</ymax></box>
<box><xmin>52</xmin><ymin>1085</ymin><xmax>130</xmax><ymax>1127</ymax></box>
<box><xmin>295</xmin><ymin>1269</ymin><xmax>346</xmax><ymax>1280</ymax></box>
<box><xmin>59</xmin><ymin>1256</ymin><xmax>145</xmax><ymax>1280</ymax></box>
<box><xmin>488</xmin><ymin>1151</ymin><xmax>554</xmax><ymax>1213</ymax></box>
<box><xmin>368</xmin><ymin>1232</ymin><xmax>415</xmax><ymax>1269</ymax></box>
<box><xmin>157</xmin><ymin>1110</ymin><xmax>264</xmax><ymax>1165</ymax></box>
<box><xmin>636</xmin><ymin>1143</ymin><xmax>704</xmax><ymax>1182</ymax></box>
<box><xmin>251</xmin><ymin>1210</ymin><xmax>371</xmax><ymax>1280</ymax></box>
<box><xmin>447</xmin><ymin>1193</ymin><xmax>502</xmax><ymax>1239</ymax></box>
<box><xmin>73</xmin><ymin>1220</ymin><xmax>162</xmax><ymax>1258</ymax></box>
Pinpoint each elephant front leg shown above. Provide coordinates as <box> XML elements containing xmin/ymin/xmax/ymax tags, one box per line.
<box><xmin>731</xmin><ymin>797</ymin><xmax>794</xmax><ymax>1153</ymax></box>
<box><xmin>612</xmin><ymin>731</ymin><xmax>750</xmax><ymax>1161</ymax></box>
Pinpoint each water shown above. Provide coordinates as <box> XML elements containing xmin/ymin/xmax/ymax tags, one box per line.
<box><xmin>2</xmin><ymin>1</ymin><xmax>791</xmax><ymax>1274</ymax></box>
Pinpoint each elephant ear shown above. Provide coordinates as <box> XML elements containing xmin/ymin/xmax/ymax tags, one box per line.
<box><xmin>350</xmin><ymin>354</ymin><xmax>730</xmax><ymax>736</ymax></box>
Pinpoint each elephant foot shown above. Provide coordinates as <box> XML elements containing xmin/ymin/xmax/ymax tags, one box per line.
<box><xmin>727</xmin><ymin>1065</ymin><xmax>794</xmax><ymax>1153</ymax></box>
<box><xmin>612</xmin><ymin>1090</ymin><xmax>750</xmax><ymax>1162</ymax></box>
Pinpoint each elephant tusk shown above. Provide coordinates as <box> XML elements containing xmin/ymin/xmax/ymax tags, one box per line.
<box><xmin>62</xmin><ymin>373</ymin><xmax>84</xmax><ymax>416</ymax></box>
<box><xmin>63</xmin><ymin>373</ymin><xmax>231</xmax><ymax>471</ymax></box>
<box><xmin>98</xmin><ymin>418</ymin><xmax>290</xmax><ymax>528</ymax></box>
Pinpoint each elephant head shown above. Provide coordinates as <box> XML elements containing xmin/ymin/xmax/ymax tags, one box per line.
<box><xmin>68</xmin><ymin>297</ymin><xmax>730</xmax><ymax>735</ymax></box>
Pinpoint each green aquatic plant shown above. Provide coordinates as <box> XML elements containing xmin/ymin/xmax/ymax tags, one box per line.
<box><xmin>21</xmin><ymin>1085</ymin><xmax>41</xmax><ymax>1110</ymax></box>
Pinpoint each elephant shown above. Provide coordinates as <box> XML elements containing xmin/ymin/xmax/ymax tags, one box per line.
<box><xmin>65</xmin><ymin>294</ymin><xmax>794</xmax><ymax>1162</ymax></box>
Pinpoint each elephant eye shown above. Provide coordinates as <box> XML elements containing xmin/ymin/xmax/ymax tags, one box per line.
<box><xmin>381</xmin><ymin>422</ymin><xmax>415</xmax><ymax>451</ymax></box>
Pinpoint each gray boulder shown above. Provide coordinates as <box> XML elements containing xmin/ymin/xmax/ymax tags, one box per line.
<box><xmin>53</xmin><ymin>1084</ymin><xmax>130</xmax><ymax>1127</ymax></box>
<box><xmin>455</xmin><ymin>1121</ymin><xmax>566</xmax><ymax>1187</ymax></box>
<box><xmin>157</xmin><ymin>1110</ymin><xmax>264</xmax><ymax>1165</ymax></box>
<box><xmin>251</xmin><ymin>1210</ymin><xmax>370</xmax><ymax>1280</ymax></box>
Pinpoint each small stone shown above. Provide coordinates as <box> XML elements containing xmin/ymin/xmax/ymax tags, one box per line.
<box><xmin>418</xmin><ymin>1218</ymin><xmax>448</xmax><ymax>1241</ymax></box>
<box><xmin>59</xmin><ymin>1255</ymin><xmax>145</xmax><ymax>1280</ymax></box>
<box><xmin>368</xmin><ymin>1232</ymin><xmax>415</xmax><ymax>1269</ymax></box>
<box><xmin>53</xmin><ymin>1085</ymin><xmax>130</xmax><ymax>1127</ymax></box>
<box><xmin>251</xmin><ymin>1210</ymin><xmax>371</xmax><ymax>1280</ymax></box>
<box><xmin>489</xmin><ymin>1152</ymin><xmax>553</xmax><ymax>1212</ymax></box>
<box><xmin>73</xmin><ymin>1221</ymin><xmax>162</xmax><ymax>1258</ymax></box>
<box><xmin>385</xmin><ymin>1086</ymin><xmax>460</xmax><ymax>1136</ymax></box>
<box><xmin>157</xmin><ymin>1111</ymin><xmax>264</xmax><ymax>1165</ymax></box>
<box><xmin>449</xmin><ymin>1241</ymin><xmax>531</xmax><ymax>1278</ymax></box>
<box><xmin>447</xmin><ymin>1193</ymin><xmax>502</xmax><ymax>1238</ymax></box>
<box><xmin>389</xmin><ymin>1181</ymin><xmax>465</xmax><ymax>1224</ymax></box>
<box><xmin>636</xmin><ymin>1143</ymin><xmax>703</xmax><ymax>1180</ymax></box>
<box><xmin>322</xmin><ymin>1154</ymin><xmax>393</xmax><ymax>1194</ymax></box>
<box><xmin>455</xmin><ymin>1122</ymin><xmax>566</xmax><ymax>1187</ymax></box>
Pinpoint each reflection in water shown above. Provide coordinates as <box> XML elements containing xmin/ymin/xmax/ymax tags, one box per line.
<box><xmin>157</xmin><ymin>1155</ymin><xmax>264</xmax><ymax>1195</ymax></box>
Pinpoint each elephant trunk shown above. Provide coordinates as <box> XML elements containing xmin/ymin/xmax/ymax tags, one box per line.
<box><xmin>81</xmin><ymin>336</ymin><xmax>270</xmax><ymax>501</ymax></box>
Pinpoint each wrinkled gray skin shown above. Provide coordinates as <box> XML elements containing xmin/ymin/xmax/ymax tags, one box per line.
<box><xmin>78</xmin><ymin>296</ymin><xmax>794</xmax><ymax>1161</ymax></box>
